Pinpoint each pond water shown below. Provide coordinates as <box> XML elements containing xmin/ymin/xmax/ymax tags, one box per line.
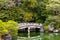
<box><xmin>17</xmin><ymin>32</ymin><xmax>60</xmax><ymax>40</ymax></box>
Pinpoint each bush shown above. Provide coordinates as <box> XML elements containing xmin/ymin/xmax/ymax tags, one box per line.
<box><xmin>44</xmin><ymin>26</ymin><xmax>49</xmax><ymax>31</ymax></box>
<box><xmin>0</xmin><ymin>20</ymin><xmax>18</xmax><ymax>36</ymax></box>
<box><xmin>45</xmin><ymin>15</ymin><xmax>60</xmax><ymax>29</ymax></box>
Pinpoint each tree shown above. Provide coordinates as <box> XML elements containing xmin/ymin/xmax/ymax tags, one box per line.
<box><xmin>45</xmin><ymin>15</ymin><xmax>60</xmax><ymax>29</ymax></box>
<box><xmin>20</xmin><ymin>0</ymin><xmax>47</xmax><ymax>23</ymax></box>
<box><xmin>46</xmin><ymin>0</ymin><xmax>60</xmax><ymax>15</ymax></box>
<box><xmin>1</xmin><ymin>0</ymin><xmax>58</xmax><ymax>23</ymax></box>
<box><xmin>23</xmin><ymin>12</ymin><xmax>33</xmax><ymax>22</ymax></box>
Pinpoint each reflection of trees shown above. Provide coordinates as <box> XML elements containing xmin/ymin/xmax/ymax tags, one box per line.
<box><xmin>48</xmin><ymin>33</ymin><xmax>54</xmax><ymax>40</ymax></box>
<box><xmin>48</xmin><ymin>33</ymin><xmax>59</xmax><ymax>40</ymax></box>
<box><xmin>31</xmin><ymin>33</ymin><xmax>59</xmax><ymax>40</ymax></box>
<box><xmin>18</xmin><ymin>33</ymin><xmax>60</xmax><ymax>40</ymax></box>
<box><xmin>30</xmin><ymin>33</ymin><xmax>44</xmax><ymax>40</ymax></box>
<box><xmin>40</xmin><ymin>33</ymin><xmax>44</xmax><ymax>40</ymax></box>
<box><xmin>54</xmin><ymin>33</ymin><xmax>59</xmax><ymax>36</ymax></box>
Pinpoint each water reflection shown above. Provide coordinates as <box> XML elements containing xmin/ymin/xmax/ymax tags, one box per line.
<box><xmin>18</xmin><ymin>32</ymin><xmax>60</xmax><ymax>40</ymax></box>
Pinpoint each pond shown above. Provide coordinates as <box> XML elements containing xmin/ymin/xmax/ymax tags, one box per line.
<box><xmin>17</xmin><ymin>32</ymin><xmax>60</xmax><ymax>40</ymax></box>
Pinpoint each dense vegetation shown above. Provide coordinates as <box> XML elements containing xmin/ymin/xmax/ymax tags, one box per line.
<box><xmin>0</xmin><ymin>0</ymin><xmax>46</xmax><ymax>23</ymax></box>
<box><xmin>0</xmin><ymin>0</ymin><xmax>60</xmax><ymax>28</ymax></box>
<box><xmin>0</xmin><ymin>20</ymin><xmax>18</xmax><ymax>36</ymax></box>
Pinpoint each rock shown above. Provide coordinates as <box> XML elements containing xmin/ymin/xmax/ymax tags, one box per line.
<box><xmin>48</xmin><ymin>24</ymin><xmax>54</xmax><ymax>32</ymax></box>
<box><xmin>40</xmin><ymin>28</ymin><xmax>44</xmax><ymax>32</ymax></box>
<box><xmin>40</xmin><ymin>23</ymin><xmax>44</xmax><ymax>32</ymax></box>
<box><xmin>3</xmin><ymin>34</ymin><xmax>12</xmax><ymax>40</ymax></box>
<box><xmin>53</xmin><ymin>29</ymin><xmax>59</xmax><ymax>33</ymax></box>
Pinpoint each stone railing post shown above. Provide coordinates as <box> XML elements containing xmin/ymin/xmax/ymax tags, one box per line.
<box><xmin>28</xmin><ymin>26</ymin><xmax>30</xmax><ymax>38</ymax></box>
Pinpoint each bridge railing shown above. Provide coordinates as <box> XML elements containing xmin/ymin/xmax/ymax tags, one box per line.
<box><xmin>18</xmin><ymin>23</ymin><xmax>42</xmax><ymax>29</ymax></box>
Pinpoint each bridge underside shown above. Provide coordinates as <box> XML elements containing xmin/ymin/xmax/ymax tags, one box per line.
<box><xmin>18</xmin><ymin>28</ymin><xmax>40</xmax><ymax>33</ymax></box>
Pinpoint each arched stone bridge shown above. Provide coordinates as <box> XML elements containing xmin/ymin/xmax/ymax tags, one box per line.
<box><xmin>18</xmin><ymin>23</ymin><xmax>42</xmax><ymax>29</ymax></box>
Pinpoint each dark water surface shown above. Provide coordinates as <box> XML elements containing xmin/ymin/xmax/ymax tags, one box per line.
<box><xmin>17</xmin><ymin>32</ymin><xmax>60</xmax><ymax>40</ymax></box>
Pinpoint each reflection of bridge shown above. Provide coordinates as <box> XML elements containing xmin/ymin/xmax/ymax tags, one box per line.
<box><xmin>17</xmin><ymin>33</ymin><xmax>59</xmax><ymax>40</ymax></box>
<box><xmin>18</xmin><ymin>36</ymin><xmax>42</xmax><ymax>40</ymax></box>
<box><xmin>18</xmin><ymin>33</ymin><xmax>43</xmax><ymax>40</ymax></box>
<box><xmin>17</xmin><ymin>33</ymin><xmax>44</xmax><ymax>40</ymax></box>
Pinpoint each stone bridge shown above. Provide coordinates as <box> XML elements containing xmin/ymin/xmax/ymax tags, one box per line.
<box><xmin>18</xmin><ymin>23</ymin><xmax>42</xmax><ymax>29</ymax></box>
<box><xmin>18</xmin><ymin>23</ymin><xmax>44</xmax><ymax>33</ymax></box>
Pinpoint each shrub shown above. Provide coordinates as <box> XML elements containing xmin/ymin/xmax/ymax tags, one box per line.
<box><xmin>44</xmin><ymin>26</ymin><xmax>49</xmax><ymax>31</ymax></box>
<box><xmin>45</xmin><ymin>15</ymin><xmax>60</xmax><ymax>29</ymax></box>
<box><xmin>0</xmin><ymin>20</ymin><xmax>18</xmax><ymax>36</ymax></box>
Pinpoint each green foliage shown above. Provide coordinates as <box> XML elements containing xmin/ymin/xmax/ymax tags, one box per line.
<box><xmin>44</xmin><ymin>26</ymin><xmax>49</xmax><ymax>31</ymax></box>
<box><xmin>23</xmin><ymin>12</ymin><xmax>33</xmax><ymax>22</ymax></box>
<box><xmin>22</xmin><ymin>0</ymin><xmax>38</xmax><ymax>8</ymax></box>
<box><xmin>45</xmin><ymin>15</ymin><xmax>60</xmax><ymax>29</ymax></box>
<box><xmin>0</xmin><ymin>0</ymin><xmax>9</xmax><ymax>9</ymax></box>
<box><xmin>0</xmin><ymin>0</ymin><xmax>47</xmax><ymax>23</ymax></box>
<box><xmin>46</xmin><ymin>0</ymin><xmax>60</xmax><ymax>15</ymax></box>
<box><xmin>0</xmin><ymin>0</ymin><xmax>60</xmax><ymax>28</ymax></box>
<box><xmin>0</xmin><ymin>20</ymin><xmax>18</xmax><ymax>36</ymax></box>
